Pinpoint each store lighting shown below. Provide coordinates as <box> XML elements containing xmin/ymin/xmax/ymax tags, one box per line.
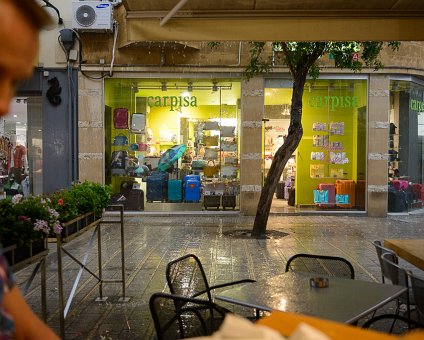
<box><xmin>212</xmin><ymin>81</ymin><xmax>218</xmax><ymax>92</ymax></box>
<box><xmin>187</xmin><ymin>82</ymin><xmax>193</xmax><ymax>92</ymax></box>
<box><xmin>309</xmin><ymin>84</ymin><xmax>314</xmax><ymax>93</ymax></box>
<box><xmin>161</xmin><ymin>82</ymin><xmax>167</xmax><ymax>91</ymax></box>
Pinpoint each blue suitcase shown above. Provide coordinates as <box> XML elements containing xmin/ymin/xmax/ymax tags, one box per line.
<box><xmin>168</xmin><ymin>179</ymin><xmax>182</xmax><ymax>202</ymax></box>
<box><xmin>185</xmin><ymin>179</ymin><xmax>201</xmax><ymax>202</ymax></box>
<box><xmin>184</xmin><ymin>175</ymin><xmax>200</xmax><ymax>183</ymax></box>
<box><xmin>146</xmin><ymin>172</ymin><xmax>168</xmax><ymax>202</ymax></box>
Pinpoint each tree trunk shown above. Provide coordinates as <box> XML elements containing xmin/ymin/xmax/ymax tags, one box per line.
<box><xmin>252</xmin><ymin>72</ymin><xmax>308</xmax><ymax>236</ymax></box>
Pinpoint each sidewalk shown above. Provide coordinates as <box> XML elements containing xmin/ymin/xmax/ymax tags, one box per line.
<box><xmin>14</xmin><ymin>213</ymin><xmax>424</xmax><ymax>339</ymax></box>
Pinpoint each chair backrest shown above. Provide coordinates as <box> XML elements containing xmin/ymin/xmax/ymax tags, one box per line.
<box><xmin>380</xmin><ymin>252</ymin><xmax>408</xmax><ymax>287</ymax></box>
<box><xmin>166</xmin><ymin>254</ymin><xmax>212</xmax><ymax>301</ymax></box>
<box><xmin>372</xmin><ymin>240</ymin><xmax>398</xmax><ymax>283</ymax></box>
<box><xmin>285</xmin><ymin>253</ymin><xmax>355</xmax><ymax>279</ymax></box>
<box><xmin>149</xmin><ymin>292</ymin><xmax>227</xmax><ymax>340</ymax></box>
<box><xmin>407</xmin><ymin>271</ymin><xmax>424</xmax><ymax>323</ymax></box>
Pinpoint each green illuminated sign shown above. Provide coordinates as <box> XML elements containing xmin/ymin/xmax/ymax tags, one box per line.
<box><xmin>410</xmin><ymin>99</ymin><xmax>424</xmax><ymax>112</ymax></box>
<box><xmin>308</xmin><ymin>95</ymin><xmax>359</xmax><ymax>111</ymax></box>
<box><xmin>147</xmin><ymin>96</ymin><xmax>197</xmax><ymax>111</ymax></box>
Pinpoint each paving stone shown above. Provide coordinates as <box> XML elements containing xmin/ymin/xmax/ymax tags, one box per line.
<box><xmin>12</xmin><ymin>214</ymin><xmax>424</xmax><ymax>339</ymax></box>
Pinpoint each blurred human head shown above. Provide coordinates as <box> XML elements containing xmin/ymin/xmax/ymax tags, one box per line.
<box><xmin>0</xmin><ymin>0</ymin><xmax>51</xmax><ymax>116</ymax></box>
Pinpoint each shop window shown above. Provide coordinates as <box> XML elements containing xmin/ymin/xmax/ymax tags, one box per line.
<box><xmin>104</xmin><ymin>79</ymin><xmax>241</xmax><ymax>211</ymax></box>
<box><xmin>264</xmin><ymin>78</ymin><xmax>367</xmax><ymax>211</ymax></box>
<box><xmin>388</xmin><ymin>80</ymin><xmax>424</xmax><ymax>212</ymax></box>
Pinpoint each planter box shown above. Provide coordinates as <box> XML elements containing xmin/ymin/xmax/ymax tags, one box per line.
<box><xmin>60</xmin><ymin>212</ymin><xmax>101</xmax><ymax>242</ymax></box>
<box><xmin>3</xmin><ymin>237</ymin><xmax>48</xmax><ymax>271</ymax></box>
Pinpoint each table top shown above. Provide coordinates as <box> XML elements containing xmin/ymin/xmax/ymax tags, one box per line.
<box><xmin>215</xmin><ymin>272</ymin><xmax>406</xmax><ymax>324</ymax></box>
<box><xmin>384</xmin><ymin>239</ymin><xmax>424</xmax><ymax>271</ymax></box>
<box><xmin>256</xmin><ymin>311</ymin><xmax>424</xmax><ymax>340</ymax></box>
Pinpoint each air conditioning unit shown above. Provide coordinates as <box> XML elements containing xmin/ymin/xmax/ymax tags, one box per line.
<box><xmin>72</xmin><ymin>1</ymin><xmax>113</xmax><ymax>31</ymax></box>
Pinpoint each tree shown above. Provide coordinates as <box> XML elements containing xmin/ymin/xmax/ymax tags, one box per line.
<box><xmin>243</xmin><ymin>41</ymin><xmax>400</xmax><ymax>236</ymax></box>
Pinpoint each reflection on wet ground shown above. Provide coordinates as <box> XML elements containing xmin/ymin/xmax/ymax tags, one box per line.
<box><xmin>14</xmin><ymin>214</ymin><xmax>424</xmax><ymax>339</ymax></box>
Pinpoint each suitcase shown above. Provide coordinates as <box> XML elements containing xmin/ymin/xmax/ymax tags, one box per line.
<box><xmin>203</xmin><ymin>195</ymin><xmax>221</xmax><ymax>210</ymax></box>
<box><xmin>184</xmin><ymin>175</ymin><xmax>201</xmax><ymax>183</ymax></box>
<box><xmin>125</xmin><ymin>189</ymin><xmax>144</xmax><ymax>210</ymax></box>
<box><xmin>146</xmin><ymin>173</ymin><xmax>168</xmax><ymax>202</ymax></box>
<box><xmin>222</xmin><ymin>195</ymin><xmax>236</xmax><ymax>210</ymax></box>
<box><xmin>411</xmin><ymin>183</ymin><xmax>423</xmax><ymax>201</ymax></box>
<box><xmin>355</xmin><ymin>180</ymin><xmax>366</xmax><ymax>210</ymax></box>
<box><xmin>168</xmin><ymin>179</ymin><xmax>183</xmax><ymax>202</ymax></box>
<box><xmin>185</xmin><ymin>179</ymin><xmax>201</xmax><ymax>202</ymax></box>
<box><xmin>316</xmin><ymin>183</ymin><xmax>335</xmax><ymax>208</ymax></box>
<box><xmin>275</xmin><ymin>181</ymin><xmax>285</xmax><ymax>199</ymax></box>
<box><xmin>288</xmin><ymin>188</ymin><xmax>295</xmax><ymax>206</ymax></box>
<box><xmin>388</xmin><ymin>187</ymin><xmax>407</xmax><ymax>212</ymax></box>
<box><xmin>335</xmin><ymin>180</ymin><xmax>356</xmax><ymax>208</ymax></box>
<box><xmin>392</xmin><ymin>180</ymin><xmax>408</xmax><ymax>191</ymax></box>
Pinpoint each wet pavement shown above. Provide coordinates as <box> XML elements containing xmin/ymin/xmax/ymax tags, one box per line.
<box><xmin>14</xmin><ymin>213</ymin><xmax>424</xmax><ymax>339</ymax></box>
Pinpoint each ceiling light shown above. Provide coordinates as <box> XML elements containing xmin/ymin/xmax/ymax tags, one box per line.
<box><xmin>187</xmin><ymin>82</ymin><xmax>193</xmax><ymax>92</ymax></box>
<box><xmin>161</xmin><ymin>82</ymin><xmax>167</xmax><ymax>91</ymax></box>
<box><xmin>212</xmin><ymin>82</ymin><xmax>218</xmax><ymax>92</ymax></box>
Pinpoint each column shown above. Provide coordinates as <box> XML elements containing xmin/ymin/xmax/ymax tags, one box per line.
<box><xmin>367</xmin><ymin>75</ymin><xmax>390</xmax><ymax>217</ymax></box>
<box><xmin>240</xmin><ymin>76</ymin><xmax>264</xmax><ymax>215</ymax></box>
<box><xmin>78</xmin><ymin>74</ymin><xmax>104</xmax><ymax>183</ymax></box>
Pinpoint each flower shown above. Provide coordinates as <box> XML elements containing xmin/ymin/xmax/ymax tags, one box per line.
<box><xmin>12</xmin><ymin>194</ymin><xmax>23</xmax><ymax>204</ymax></box>
<box><xmin>33</xmin><ymin>219</ymin><xmax>50</xmax><ymax>234</ymax></box>
<box><xmin>58</xmin><ymin>198</ymin><xmax>64</xmax><ymax>206</ymax></box>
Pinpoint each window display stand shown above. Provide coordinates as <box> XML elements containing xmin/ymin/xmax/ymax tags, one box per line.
<box><xmin>56</xmin><ymin>205</ymin><xmax>128</xmax><ymax>338</ymax></box>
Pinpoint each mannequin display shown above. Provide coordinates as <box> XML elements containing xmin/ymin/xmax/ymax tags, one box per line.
<box><xmin>20</xmin><ymin>174</ymin><xmax>30</xmax><ymax>197</ymax></box>
<box><xmin>145</xmin><ymin>127</ymin><xmax>159</xmax><ymax>157</ymax></box>
<box><xmin>8</xmin><ymin>135</ymin><xmax>27</xmax><ymax>183</ymax></box>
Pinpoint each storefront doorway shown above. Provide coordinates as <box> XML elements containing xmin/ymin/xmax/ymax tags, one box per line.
<box><xmin>264</xmin><ymin>77</ymin><xmax>367</xmax><ymax>213</ymax></box>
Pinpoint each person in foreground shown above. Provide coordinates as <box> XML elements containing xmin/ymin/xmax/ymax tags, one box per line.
<box><xmin>0</xmin><ymin>0</ymin><xmax>60</xmax><ymax>338</ymax></box>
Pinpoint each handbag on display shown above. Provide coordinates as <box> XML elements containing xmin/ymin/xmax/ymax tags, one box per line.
<box><xmin>203</xmin><ymin>135</ymin><xmax>219</xmax><ymax>146</ymax></box>
<box><xmin>131</xmin><ymin>113</ymin><xmax>146</xmax><ymax>133</ymax></box>
<box><xmin>191</xmin><ymin>159</ymin><xmax>207</xmax><ymax>170</ymax></box>
<box><xmin>221</xmin><ymin>140</ymin><xmax>237</xmax><ymax>152</ymax></box>
<box><xmin>113</xmin><ymin>134</ymin><xmax>129</xmax><ymax>146</ymax></box>
<box><xmin>113</xmin><ymin>108</ymin><xmax>129</xmax><ymax>129</ymax></box>
<box><xmin>111</xmin><ymin>150</ymin><xmax>128</xmax><ymax>175</ymax></box>
<box><xmin>220</xmin><ymin>126</ymin><xmax>235</xmax><ymax>137</ymax></box>
<box><xmin>221</xmin><ymin>165</ymin><xmax>237</xmax><ymax>178</ymax></box>
<box><xmin>204</xmin><ymin>148</ymin><xmax>219</xmax><ymax>160</ymax></box>
<box><xmin>203</xmin><ymin>121</ymin><xmax>220</xmax><ymax>130</ymax></box>
<box><xmin>203</xmin><ymin>160</ymin><xmax>220</xmax><ymax>177</ymax></box>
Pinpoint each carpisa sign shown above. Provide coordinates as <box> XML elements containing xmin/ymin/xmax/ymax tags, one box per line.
<box><xmin>147</xmin><ymin>96</ymin><xmax>197</xmax><ymax>111</ymax></box>
<box><xmin>308</xmin><ymin>95</ymin><xmax>359</xmax><ymax>111</ymax></box>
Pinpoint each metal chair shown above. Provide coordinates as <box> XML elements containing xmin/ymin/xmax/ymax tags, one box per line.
<box><xmin>149</xmin><ymin>292</ymin><xmax>228</xmax><ymax>340</ymax></box>
<box><xmin>285</xmin><ymin>253</ymin><xmax>355</xmax><ymax>279</ymax></box>
<box><xmin>166</xmin><ymin>254</ymin><xmax>255</xmax><ymax>302</ymax></box>
<box><xmin>372</xmin><ymin>240</ymin><xmax>398</xmax><ymax>283</ymax></box>
<box><xmin>407</xmin><ymin>271</ymin><xmax>424</xmax><ymax>325</ymax></box>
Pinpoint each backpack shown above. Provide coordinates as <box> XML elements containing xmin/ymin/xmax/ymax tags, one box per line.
<box><xmin>113</xmin><ymin>108</ymin><xmax>129</xmax><ymax>129</ymax></box>
<box><xmin>111</xmin><ymin>150</ymin><xmax>128</xmax><ymax>175</ymax></box>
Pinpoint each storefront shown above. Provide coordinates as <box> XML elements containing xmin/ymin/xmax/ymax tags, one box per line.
<box><xmin>104</xmin><ymin>78</ymin><xmax>241</xmax><ymax>211</ymax></box>
<box><xmin>388</xmin><ymin>77</ymin><xmax>424</xmax><ymax>213</ymax></box>
<box><xmin>264</xmin><ymin>77</ymin><xmax>368</xmax><ymax>212</ymax></box>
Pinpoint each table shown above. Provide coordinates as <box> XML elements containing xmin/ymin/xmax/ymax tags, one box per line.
<box><xmin>384</xmin><ymin>239</ymin><xmax>424</xmax><ymax>271</ymax></box>
<box><xmin>215</xmin><ymin>272</ymin><xmax>406</xmax><ymax>324</ymax></box>
<box><xmin>257</xmin><ymin>311</ymin><xmax>424</xmax><ymax>340</ymax></box>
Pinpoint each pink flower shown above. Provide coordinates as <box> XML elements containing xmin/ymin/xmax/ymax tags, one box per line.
<box><xmin>58</xmin><ymin>198</ymin><xmax>64</xmax><ymax>206</ymax></box>
<box><xmin>18</xmin><ymin>215</ymin><xmax>30</xmax><ymax>222</ymax></box>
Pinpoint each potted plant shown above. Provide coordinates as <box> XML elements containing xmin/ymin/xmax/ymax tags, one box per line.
<box><xmin>49</xmin><ymin>181</ymin><xmax>111</xmax><ymax>239</ymax></box>
<box><xmin>0</xmin><ymin>194</ymin><xmax>62</xmax><ymax>266</ymax></box>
